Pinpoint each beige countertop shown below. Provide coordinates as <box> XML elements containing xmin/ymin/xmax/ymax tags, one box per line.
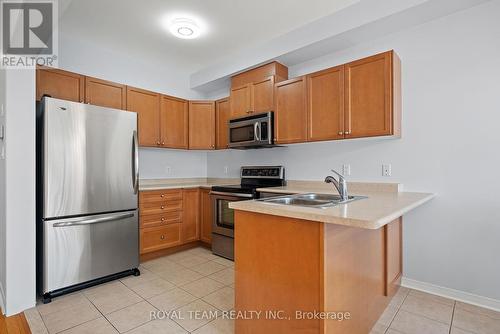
<box><xmin>230</xmin><ymin>181</ymin><xmax>435</xmax><ymax>229</ymax></box>
<box><xmin>139</xmin><ymin>178</ymin><xmax>239</xmax><ymax>191</ymax></box>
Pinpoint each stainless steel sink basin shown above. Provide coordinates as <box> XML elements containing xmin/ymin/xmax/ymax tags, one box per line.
<box><xmin>257</xmin><ymin>193</ymin><xmax>366</xmax><ymax>208</ymax></box>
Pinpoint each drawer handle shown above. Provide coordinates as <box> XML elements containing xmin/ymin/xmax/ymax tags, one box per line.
<box><xmin>160</xmin><ymin>235</ymin><xmax>165</xmax><ymax>240</ymax></box>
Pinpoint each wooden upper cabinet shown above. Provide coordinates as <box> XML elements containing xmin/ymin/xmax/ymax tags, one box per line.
<box><xmin>230</xmin><ymin>84</ymin><xmax>251</xmax><ymax>118</ymax></box>
<box><xmin>252</xmin><ymin>76</ymin><xmax>275</xmax><ymax>113</ymax></box>
<box><xmin>307</xmin><ymin>66</ymin><xmax>344</xmax><ymax>142</ymax></box>
<box><xmin>344</xmin><ymin>51</ymin><xmax>400</xmax><ymax>138</ymax></box>
<box><xmin>274</xmin><ymin>76</ymin><xmax>308</xmax><ymax>144</ymax></box>
<box><xmin>161</xmin><ymin>95</ymin><xmax>188</xmax><ymax>149</ymax></box>
<box><xmin>231</xmin><ymin>62</ymin><xmax>288</xmax><ymax>87</ymax></box>
<box><xmin>85</xmin><ymin>77</ymin><xmax>127</xmax><ymax>109</ymax></box>
<box><xmin>189</xmin><ymin>101</ymin><xmax>216</xmax><ymax>150</ymax></box>
<box><xmin>216</xmin><ymin>98</ymin><xmax>230</xmax><ymax>149</ymax></box>
<box><xmin>182</xmin><ymin>189</ymin><xmax>200</xmax><ymax>243</ymax></box>
<box><xmin>126</xmin><ymin>87</ymin><xmax>160</xmax><ymax>147</ymax></box>
<box><xmin>36</xmin><ymin>67</ymin><xmax>84</xmax><ymax>102</ymax></box>
<box><xmin>200</xmin><ymin>188</ymin><xmax>212</xmax><ymax>244</ymax></box>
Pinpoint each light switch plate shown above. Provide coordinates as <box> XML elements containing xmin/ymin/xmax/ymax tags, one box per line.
<box><xmin>342</xmin><ymin>164</ymin><xmax>351</xmax><ymax>176</ymax></box>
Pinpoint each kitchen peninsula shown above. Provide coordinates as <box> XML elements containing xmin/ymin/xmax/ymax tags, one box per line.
<box><xmin>230</xmin><ymin>183</ymin><xmax>434</xmax><ymax>334</ymax></box>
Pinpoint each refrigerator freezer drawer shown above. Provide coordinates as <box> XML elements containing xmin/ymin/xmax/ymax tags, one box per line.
<box><xmin>43</xmin><ymin>210</ymin><xmax>139</xmax><ymax>293</ymax></box>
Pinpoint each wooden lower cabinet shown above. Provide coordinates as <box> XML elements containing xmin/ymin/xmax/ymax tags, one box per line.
<box><xmin>385</xmin><ymin>217</ymin><xmax>403</xmax><ymax>296</ymax></box>
<box><xmin>140</xmin><ymin>188</ymin><xmax>213</xmax><ymax>254</ymax></box>
<box><xmin>140</xmin><ymin>224</ymin><xmax>181</xmax><ymax>254</ymax></box>
<box><xmin>182</xmin><ymin>189</ymin><xmax>200</xmax><ymax>243</ymax></box>
<box><xmin>234</xmin><ymin>211</ymin><xmax>403</xmax><ymax>334</ymax></box>
<box><xmin>200</xmin><ymin>189</ymin><xmax>213</xmax><ymax>244</ymax></box>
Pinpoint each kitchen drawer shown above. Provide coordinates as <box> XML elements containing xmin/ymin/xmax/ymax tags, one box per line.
<box><xmin>140</xmin><ymin>190</ymin><xmax>182</xmax><ymax>203</ymax></box>
<box><xmin>140</xmin><ymin>199</ymin><xmax>183</xmax><ymax>216</ymax></box>
<box><xmin>140</xmin><ymin>212</ymin><xmax>182</xmax><ymax>229</ymax></box>
<box><xmin>140</xmin><ymin>224</ymin><xmax>181</xmax><ymax>254</ymax></box>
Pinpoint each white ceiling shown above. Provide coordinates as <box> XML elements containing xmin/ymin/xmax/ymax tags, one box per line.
<box><xmin>58</xmin><ymin>0</ymin><xmax>360</xmax><ymax>72</ymax></box>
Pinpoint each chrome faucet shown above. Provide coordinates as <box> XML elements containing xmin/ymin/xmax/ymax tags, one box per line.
<box><xmin>324</xmin><ymin>169</ymin><xmax>349</xmax><ymax>202</ymax></box>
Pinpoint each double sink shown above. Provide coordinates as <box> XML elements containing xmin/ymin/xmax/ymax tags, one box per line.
<box><xmin>258</xmin><ymin>193</ymin><xmax>366</xmax><ymax>209</ymax></box>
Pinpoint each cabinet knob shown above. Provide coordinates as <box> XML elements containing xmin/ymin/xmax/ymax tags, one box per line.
<box><xmin>156</xmin><ymin>141</ymin><xmax>161</xmax><ymax>145</ymax></box>
<box><xmin>161</xmin><ymin>142</ymin><xmax>165</xmax><ymax>145</ymax></box>
<box><xmin>161</xmin><ymin>194</ymin><xmax>164</xmax><ymax>198</ymax></box>
<box><xmin>345</xmin><ymin>131</ymin><xmax>351</xmax><ymax>135</ymax></box>
<box><xmin>161</xmin><ymin>206</ymin><xmax>165</xmax><ymax>209</ymax></box>
<box><xmin>338</xmin><ymin>131</ymin><xmax>344</xmax><ymax>135</ymax></box>
<box><xmin>160</xmin><ymin>235</ymin><xmax>165</xmax><ymax>240</ymax></box>
<box><xmin>161</xmin><ymin>217</ymin><xmax>165</xmax><ymax>221</ymax></box>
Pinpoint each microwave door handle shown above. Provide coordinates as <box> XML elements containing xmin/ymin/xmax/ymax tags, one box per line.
<box><xmin>254</xmin><ymin>122</ymin><xmax>260</xmax><ymax>141</ymax></box>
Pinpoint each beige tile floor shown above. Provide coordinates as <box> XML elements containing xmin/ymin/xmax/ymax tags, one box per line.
<box><xmin>24</xmin><ymin>247</ymin><xmax>500</xmax><ymax>334</ymax></box>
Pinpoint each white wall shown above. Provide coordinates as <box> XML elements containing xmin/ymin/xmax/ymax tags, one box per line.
<box><xmin>0</xmin><ymin>69</ymin><xmax>6</xmax><ymax>312</ymax></box>
<box><xmin>207</xmin><ymin>1</ymin><xmax>500</xmax><ymax>301</ymax></box>
<box><xmin>0</xmin><ymin>69</ymin><xmax>37</xmax><ymax>315</ymax></box>
<box><xmin>58</xmin><ymin>33</ymin><xmax>209</xmax><ymax>179</ymax></box>
<box><xmin>139</xmin><ymin>148</ymin><xmax>207</xmax><ymax>179</ymax></box>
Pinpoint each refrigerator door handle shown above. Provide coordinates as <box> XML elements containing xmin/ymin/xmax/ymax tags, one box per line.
<box><xmin>132</xmin><ymin>130</ymin><xmax>139</xmax><ymax>194</ymax></box>
<box><xmin>53</xmin><ymin>212</ymin><xmax>134</xmax><ymax>227</ymax></box>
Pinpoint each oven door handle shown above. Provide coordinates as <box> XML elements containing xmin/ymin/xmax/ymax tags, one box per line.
<box><xmin>210</xmin><ymin>191</ymin><xmax>254</xmax><ymax>198</ymax></box>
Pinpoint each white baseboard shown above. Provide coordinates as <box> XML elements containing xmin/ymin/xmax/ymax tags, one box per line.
<box><xmin>402</xmin><ymin>277</ymin><xmax>500</xmax><ymax>312</ymax></box>
<box><xmin>0</xmin><ymin>282</ymin><xmax>5</xmax><ymax>315</ymax></box>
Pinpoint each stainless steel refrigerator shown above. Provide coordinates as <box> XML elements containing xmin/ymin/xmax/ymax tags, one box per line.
<box><xmin>37</xmin><ymin>97</ymin><xmax>140</xmax><ymax>303</ymax></box>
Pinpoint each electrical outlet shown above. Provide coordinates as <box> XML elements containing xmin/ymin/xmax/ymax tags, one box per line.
<box><xmin>342</xmin><ymin>164</ymin><xmax>351</xmax><ymax>176</ymax></box>
<box><xmin>224</xmin><ymin>166</ymin><xmax>229</xmax><ymax>174</ymax></box>
<box><xmin>165</xmin><ymin>166</ymin><xmax>172</xmax><ymax>175</ymax></box>
<box><xmin>382</xmin><ymin>164</ymin><xmax>392</xmax><ymax>177</ymax></box>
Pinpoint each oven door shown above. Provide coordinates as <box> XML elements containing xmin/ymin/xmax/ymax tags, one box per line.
<box><xmin>210</xmin><ymin>192</ymin><xmax>253</xmax><ymax>237</ymax></box>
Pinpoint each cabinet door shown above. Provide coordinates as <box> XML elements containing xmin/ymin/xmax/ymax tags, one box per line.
<box><xmin>344</xmin><ymin>51</ymin><xmax>393</xmax><ymax>138</ymax></box>
<box><xmin>216</xmin><ymin>98</ymin><xmax>230</xmax><ymax>149</ymax></box>
<box><xmin>252</xmin><ymin>76</ymin><xmax>274</xmax><ymax>113</ymax></box>
<box><xmin>230</xmin><ymin>84</ymin><xmax>251</xmax><ymax>118</ymax></box>
<box><xmin>189</xmin><ymin>101</ymin><xmax>216</xmax><ymax>150</ymax></box>
<box><xmin>274</xmin><ymin>77</ymin><xmax>308</xmax><ymax>144</ymax></box>
<box><xmin>85</xmin><ymin>76</ymin><xmax>127</xmax><ymax>109</ymax></box>
<box><xmin>200</xmin><ymin>189</ymin><xmax>212</xmax><ymax>244</ymax></box>
<box><xmin>161</xmin><ymin>95</ymin><xmax>188</xmax><ymax>149</ymax></box>
<box><xmin>126</xmin><ymin>87</ymin><xmax>160</xmax><ymax>147</ymax></box>
<box><xmin>36</xmin><ymin>67</ymin><xmax>84</xmax><ymax>102</ymax></box>
<box><xmin>307</xmin><ymin>66</ymin><xmax>344</xmax><ymax>141</ymax></box>
<box><xmin>182</xmin><ymin>188</ymin><xmax>200</xmax><ymax>243</ymax></box>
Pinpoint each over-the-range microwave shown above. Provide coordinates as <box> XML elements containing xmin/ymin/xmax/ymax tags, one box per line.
<box><xmin>228</xmin><ymin>112</ymin><xmax>275</xmax><ymax>149</ymax></box>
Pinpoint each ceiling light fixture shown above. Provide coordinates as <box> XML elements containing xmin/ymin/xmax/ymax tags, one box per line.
<box><xmin>168</xmin><ymin>17</ymin><xmax>201</xmax><ymax>39</ymax></box>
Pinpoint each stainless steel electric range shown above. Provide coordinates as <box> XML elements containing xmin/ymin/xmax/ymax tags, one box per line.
<box><xmin>210</xmin><ymin>166</ymin><xmax>286</xmax><ymax>260</ymax></box>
